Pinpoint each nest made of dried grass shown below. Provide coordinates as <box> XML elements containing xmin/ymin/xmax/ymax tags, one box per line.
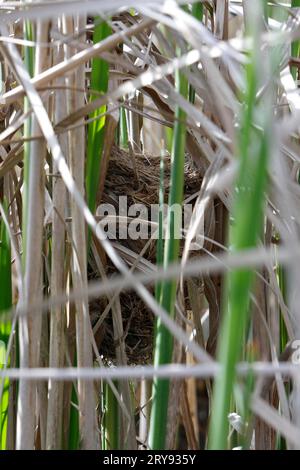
<box><xmin>89</xmin><ymin>144</ymin><xmax>202</xmax><ymax>364</ymax></box>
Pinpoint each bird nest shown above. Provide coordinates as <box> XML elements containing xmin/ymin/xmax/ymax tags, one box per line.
<box><xmin>89</xmin><ymin>144</ymin><xmax>202</xmax><ymax>364</ymax></box>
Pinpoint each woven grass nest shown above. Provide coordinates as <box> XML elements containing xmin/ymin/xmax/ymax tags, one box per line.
<box><xmin>89</xmin><ymin>144</ymin><xmax>203</xmax><ymax>365</ymax></box>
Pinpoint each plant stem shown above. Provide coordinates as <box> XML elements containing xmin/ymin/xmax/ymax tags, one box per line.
<box><xmin>189</xmin><ymin>3</ymin><xmax>203</xmax><ymax>103</ymax></box>
<box><xmin>46</xmin><ymin>28</ymin><xmax>67</xmax><ymax>449</ymax></box>
<box><xmin>208</xmin><ymin>0</ymin><xmax>272</xmax><ymax>449</ymax></box>
<box><xmin>291</xmin><ymin>1</ymin><xmax>300</xmax><ymax>80</ymax></box>
<box><xmin>0</xmin><ymin>200</ymin><xmax>12</xmax><ymax>450</ymax></box>
<box><xmin>17</xmin><ymin>15</ymin><xmax>46</xmax><ymax>450</ymax></box>
<box><xmin>149</xmin><ymin>67</ymin><xmax>188</xmax><ymax>450</ymax></box>
<box><xmin>69</xmin><ymin>15</ymin><xmax>99</xmax><ymax>450</ymax></box>
<box><xmin>86</xmin><ymin>20</ymin><xmax>110</xmax><ymax>218</ymax></box>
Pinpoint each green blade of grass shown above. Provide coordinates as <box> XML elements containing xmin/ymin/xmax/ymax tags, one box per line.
<box><xmin>0</xmin><ymin>205</ymin><xmax>12</xmax><ymax>312</ymax></box>
<box><xmin>189</xmin><ymin>3</ymin><xmax>203</xmax><ymax>104</ymax></box>
<box><xmin>24</xmin><ymin>21</ymin><xmax>34</xmax><ymax>80</ymax></box>
<box><xmin>0</xmin><ymin>201</ymin><xmax>12</xmax><ymax>450</ymax></box>
<box><xmin>120</xmin><ymin>105</ymin><xmax>128</xmax><ymax>149</ymax></box>
<box><xmin>192</xmin><ymin>1</ymin><xmax>203</xmax><ymax>19</ymax></box>
<box><xmin>103</xmin><ymin>382</ymin><xmax>119</xmax><ymax>450</ymax></box>
<box><xmin>68</xmin><ymin>385</ymin><xmax>79</xmax><ymax>450</ymax></box>
<box><xmin>291</xmin><ymin>1</ymin><xmax>300</xmax><ymax>80</ymax></box>
<box><xmin>154</xmin><ymin>149</ymin><xmax>165</xmax><ymax>302</ymax></box>
<box><xmin>149</xmin><ymin>66</ymin><xmax>188</xmax><ymax>450</ymax></box>
<box><xmin>86</xmin><ymin>19</ymin><xmax>111</xmax><ymax>218</ymax></box>
<box><xmin>208</xmin><ymin>0</ymin><xmax>273</xmax><ymax>449</ymax></box>
<box><xmin>276</xmin><ymin>264</ymin><xmax>289</xmax><ymax>449</ymax></box>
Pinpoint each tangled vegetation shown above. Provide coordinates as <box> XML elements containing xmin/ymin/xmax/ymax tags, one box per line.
<box><xmin>1</xmin><ymin>0</ymin><xmax>300</xmax><ymax>450</ymax></box>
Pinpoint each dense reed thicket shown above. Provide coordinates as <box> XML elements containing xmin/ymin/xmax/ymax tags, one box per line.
<box><xmin>1</xmin><ymin>0</ymin><xmax>300</xmax><ymax>450</ymax></box>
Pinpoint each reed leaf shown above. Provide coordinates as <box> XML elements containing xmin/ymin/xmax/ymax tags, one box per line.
<box><xmin>86</xmin><ymin>19</ymin><xmax>111</xmax><ymax>217</ymax></box>
<box><xmin>149</xmin><ymin>66</ymin><xmax>188</xmax><ymax>450</ymax></box>
<box><xmin>0</xmin><ymin>201</ymin><xmax>12</xmax><ymax>450</ymax></box>
<box><xmin>208</xmin><ymin>0</ymin><xmax>273</xmax><ymax>449</ymax></box>
<box><xmin>291</xmin><ymin>1</ymin><xmax>300</xmax><ymax>80</ymax></box>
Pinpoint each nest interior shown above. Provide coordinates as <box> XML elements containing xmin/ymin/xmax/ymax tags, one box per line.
<box><xmin>89</xmin><ymin>144</ymin><xmax>203</xmax><ymax>364</ymax></box>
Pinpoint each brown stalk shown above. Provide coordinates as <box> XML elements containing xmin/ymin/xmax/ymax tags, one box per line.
<box><xmin>46</xmin><ymin>28</ymin><xmax>68</xmax><ymax>449</ymax></box>
<box><xmin>68</xmin><ymin>15</ymin><xmax>98</xmax><ymax>449</ymax></box>
<box><xmin>16</xmin><ymin>17</ymin><xmax>50</xmax><ymax>450</ymax></box>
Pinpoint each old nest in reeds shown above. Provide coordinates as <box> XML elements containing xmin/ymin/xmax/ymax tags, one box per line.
<box><xmin>89</xmin><ymin>144</ymin><xmax>202</xmax><ymax>365</ymax></box>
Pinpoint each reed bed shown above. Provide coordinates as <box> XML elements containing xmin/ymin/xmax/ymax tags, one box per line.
<box><xmin>1</xmin><ymin>0</ymin><xmax>300</xmax><ymax>451</ymax></box>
